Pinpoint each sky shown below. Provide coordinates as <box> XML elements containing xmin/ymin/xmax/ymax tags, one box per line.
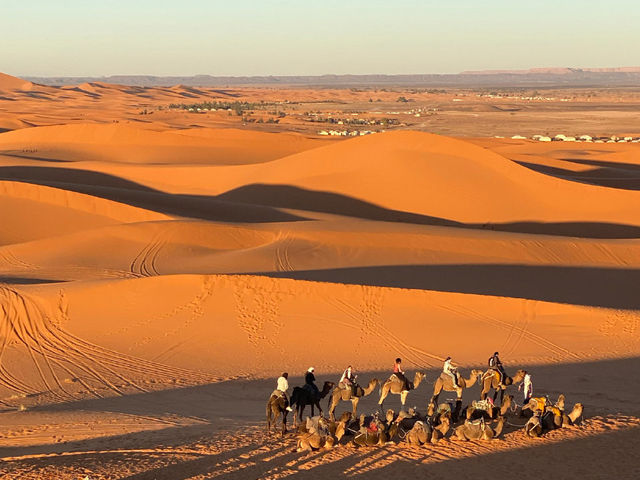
<box><xmin>3</xmin><ymin>0</ymin><xmax>639</xmax><ymax>77</ymax></box>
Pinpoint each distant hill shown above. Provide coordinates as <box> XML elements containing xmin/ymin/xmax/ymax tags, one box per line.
<box><xmin>0</xmin><ymin>72</ymin><xmax>34</xmax><ymax>90</ymax></box>
<box><xmin>22</xmin><ymin>68</ymin><xmax>640</xmax><ymax>88</ymax></box>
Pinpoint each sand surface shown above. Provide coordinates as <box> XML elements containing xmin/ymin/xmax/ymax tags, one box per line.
<box><xmin>1</xmin><ymin>74</ymin><xmax>640</xmax><ymax>479</ymax></box>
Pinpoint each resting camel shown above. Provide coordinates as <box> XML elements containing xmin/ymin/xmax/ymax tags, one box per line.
<box><xmin>405</xmin><ymin>415</ymin><xmax>451</xmax><ymax>445</ymax></box>
<box><xmin>525</xmin><ymin>403</ymin><xmax>583</xmax><ymax>437</ymax></box>
<box><xmin>266</xmin><ymin>391</ymin><xmax>290</xmax><ymax>436</ymax></box>
<box><xmin>454</xmin><ymin>415</ymin><xmax>505</xmax><ymax>441</ymax></box>
<box><xmin>480</xmin><ymin>368</ymin><xmax>526</xmax><ymax>403</ymax></box>
<box><xmin>429</xmin><ymin>369</ymin><xmax>483</xmax><ymax>410</ymax></box>
<box><xmin>353</xmin><ymin>415</ymin><xmax>393</xmax><ymax>447</ymax></box>
<box><xmin>378</xmin><ymin>372</ymin><xmax>426</xmax><ymax>410</ymax></box>
<box><xmin>296</xmin><ymin>421</ymin><xmax>346</xmax><ymax>452</ymax></box>
<box><xmin>465</xmin><ymin>394</ymin><xmax>515</xmax><ymax>422</ymax></box>
<box><xmin>290</xmin><ymin>381</ymin><xmax>335</xmax><ymax>426</ymax></box>
<box><xmin>328</xmin><ymin>378</ymin><xmax>379</xmax><ymax>420</ymax></box>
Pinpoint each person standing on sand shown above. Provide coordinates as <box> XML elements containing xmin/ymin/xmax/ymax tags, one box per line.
<box><xmin>276</xmin><ymin>372</ymin><xmax>293</xmax><ymax>412</ymax></box>
<box><xmin>519</xmin><ymin>371</ymin><xmax>532</xmax><ymax>404</ymax></box>
<box><xmin>305</xmin><ymin>367</ymin><xmax>319</xmax><ymax>396</ymax></box>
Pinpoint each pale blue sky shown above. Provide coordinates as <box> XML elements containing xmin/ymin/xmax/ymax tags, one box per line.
<box><xmin>3</xmin><ymin>0</ymin><xmax>639</xmax><ymax>76</ymax></box>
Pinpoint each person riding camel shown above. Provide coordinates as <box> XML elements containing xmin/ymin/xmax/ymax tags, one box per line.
<box><xmin>488</xmin><ymin>351</ymin><xmax>506</xmax><ymax>384</ymax></box>
<box><xmin>339</xmin><ymin>365</ymin><xmax>357</xmax><ymax>395</ymax></box>
<box><xmin>305</xmin><ymin>367</ymin><xmax>320</xmax><ymax>397</ymax></box>
<box><xmin>392</xmin><ymin>357</ymin><xmax>410</xmax><ymax>391</ymax></box>
<box><xmin>443</xmin><ymin>356</ymin><xmax>459</xmax><ymax>388</ymax></box>
<box><xmin>276</xmin><ymin>372</ymin><xmax>293</xmax><ymax>412</ymax></box>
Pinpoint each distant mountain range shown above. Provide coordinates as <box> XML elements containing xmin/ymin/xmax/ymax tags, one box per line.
<box><xmin>24</xmin><ymin>68</ymin><xmax>640</xmax><ymax>88</ymax></box>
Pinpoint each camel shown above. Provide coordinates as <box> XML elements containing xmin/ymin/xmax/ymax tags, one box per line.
<box><xmin>296</xmin><ymin>421</ymin><xmax>346</xmax><ymax>452</ymax></box>
<box><xmin>454</xmin><ymin>415</ymin><xmax>505</xmax><ymax>441</ymax></box>
<box><xmin>328</xmin><ymin>378</ymin><xmax>379</xmax><ymax>420</ymax></box>
<box><xmin>480</xmin><ymin>368</ymin><xmax>526</xmax><ymax>404</ymax></box>
<box><xmin>290</xmin><ymin>381</ymin><xmax>335</xmax><ymax>426</ymax></box>
<box><xmin>525</xmin><ymin>403</ymin><xmax>583</xmax><ymax>437</ymax></box>
<box><xmin>465</xmin><ymin>394</ymin><xmax>514</xmax><ymax>422</ymax></box>
<box><xmin>405</xmin><ymin>415</ymin><xmax>451</xmax><ymax>445</ymax></box>
<box><xmin>429</xmin><ymin>369</ymin><xmax>483</xmax><ymax>409</ymax></box>
<box><xmin>353</xmin><ymin>416</ymin><xmax>391</xmax><ymax>447</ymax></box>
<box><xmin>378</xmin><ymin>372</ymin><xmax>426</xmax><ymax>410</ymax></box>
<box><xmin>266</xmin><ymin>391</ymin><xmax>290</xmax><ymax>436</ymax></box>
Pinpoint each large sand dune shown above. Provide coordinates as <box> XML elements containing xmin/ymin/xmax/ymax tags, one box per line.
<box><xmin>1</xmin><ymin>76</ymin><xmax>639</xmax><ymax>478</ymax></box>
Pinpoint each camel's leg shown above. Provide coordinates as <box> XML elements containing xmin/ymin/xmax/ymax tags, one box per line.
<box><xmin>266</xmin><ymin>404</ymin><xmax>272</xmax><ymax>433</ymax></box>
<box><xmin>328</xmin><ymin>395</ymin><xmax>337</xmax><ymax>421</ymax></box>
<box><xmin>492</xmin><ymin>388</ymin><xmax>499</xmax><ymax>403</ymax></box>
<box><xmin>480</xmin><ymin>382</ymin><xmax>488</xmax><ymax>401</ymax></box>
<box><xmin>282</xmin><ymin>410</ymin><xmax>287</xmax><ymax>437</ymax></box>
<box><xmin>378</xmin><ymin>386</ymin><xmax>389</xmax><ymax>411</ymax></box>
<box><xmin>498</xmin><ymin>388</ymin><xmax>505</xmax><ymax>405</ymax></box>
<box><xmin>352</xmin><ymin>397</ymin><xmax>359</xmax><ymax>418</ymax></box>
<box><xmin>316</xmin><ymin>401</ymin><xmax>323</xmax><ymax>416</ymax></box>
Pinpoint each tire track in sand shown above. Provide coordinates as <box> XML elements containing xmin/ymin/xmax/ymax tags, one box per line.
<box><xmin>130</xmin><ymin>228</ymin><xmax>172</xmax><ymax>277</ymax></box>
<box><xmin>0</xmin><ymin>286</ymin><xmax>212</xmax><ymax>402</ymax></box>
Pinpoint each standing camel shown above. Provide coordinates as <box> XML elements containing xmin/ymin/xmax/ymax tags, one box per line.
<box><xmin>328</xmin><ymin>378</ymin><xmax>379</xmax><ymax>420</ymax></box>
<box><xmin>480</xmin><ymin>368</ymin><xmax>526</xmax><ymax>404</ymax></box>
<box><xmin>266</xmin><ymin>392</ymin><xmax>289</xmax><ymax>436</ymax></box>
<box><xmin>378</xmin><ymin>372</ymin><xmax>426</xmax><ymax>410</ymax></box>
<box><xmin>290</xmin><ymin>381</ymin><xmax>335</xmax><ymax>425</ymax></box>
<box><xmin>429</xmin><ymin>369</ymin><xmax>483</xmax><ymax>410</ymax></box>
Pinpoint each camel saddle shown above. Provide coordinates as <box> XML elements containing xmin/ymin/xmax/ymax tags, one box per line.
<box><xmin>531</xmin><ymin>397</ymin><xmax>547</xmax><ymax>412</ymax></box>
<box><xmin>472</xmin><ymin>399</ymin><xmax>493</xmax><ymax>412</ymax></box>
<box><xmin>270</xmin><ymin>389</ymin><xmax>285</xmax><ymax>399</ymax></box>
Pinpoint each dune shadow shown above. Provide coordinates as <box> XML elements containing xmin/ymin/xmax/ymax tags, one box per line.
<box><xmin>260</xmin><ymin>264</ymin><xmax>640</xmax><ymax>309</ymax></box>
<box><xmin>218</xmin><ymin>183</ymin><xmax>462</xmax><ymax>227</ymax></box>
<box><xmin>0</xmin><ymin>276</ymin><xmax>66</xmax><ymax>285</ymax></box>
<box><xmin>217</xmin><ymin>184</ymin><xmax>640</xmax><ymax>238</ymax></box>
<box><xmin>517</xmin><ymin>160</ymin><xmax>640</xmax><ymax>191</ymax></box>
<box><xmin>3</xmin><ymin>167</ymin><xmax>640</xmax><ymax>237</ymax></box>
<box><xmin>0</xmin><ymin>166</ymin><xmax>304</xmax><ymax>223</ymax></box>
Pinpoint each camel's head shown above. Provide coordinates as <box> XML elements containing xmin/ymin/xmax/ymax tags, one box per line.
<box><xmin>414</xmin><ymin>372</ymin><xmax>426</xmax><ymax>386</ymax></box>
<box><xmin>338</xmin><ymin>411</ymin><xmax>352</xmax><ymax>424</ymax></box>
<box><xmin>334</xmin><ymin>421</ymin><xmax>346</xmax><ymax>441</ymax></box>
<box><xmin>427</xmin><ymin>402</ymin><xmax>435</xmax><ymax>417</ymax></box>
<box><xmin>502</xmin><ymin>394</ymin><xmax>514</xmax><ymax>409</ymax></box>
<box><xmin>471</xmin><ymin>369</ymin><xmax>484</xmax><ymax>381</ymax></box>
<box><xmin>385</xmin><ymin>409</ymin><xmax>395</xmax><ymax>424</ymax></box>
<box><xmin>322</xmin><ymin>381</ymin><xmax>336</xmax><ymax>393</ymax></box>
<box><xmin>555</xmin><ymin>394</ymin><xmax>566</xmax><ymax>410</ymax></box>
<box><xmin>572</xmin><ymin>403</ymin><xmax>584</xmax><ymax>418</ymax></box>
<box><xmin>514</xmin><ymin>369</ymin><xmax>527</xmax><ymax>383</ymax></box>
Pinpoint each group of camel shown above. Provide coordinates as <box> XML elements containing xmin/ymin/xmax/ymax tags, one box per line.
<box><xmin>267</xmin><ymin>366</ymin><xmax>584</xmax><ymax>451</ymax></box>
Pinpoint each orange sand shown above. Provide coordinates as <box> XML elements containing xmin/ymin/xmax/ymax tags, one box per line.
<box><xmin>0</xmin><ymin>74</ymin><xmax>639</xmax><ymax>479</ymax></box>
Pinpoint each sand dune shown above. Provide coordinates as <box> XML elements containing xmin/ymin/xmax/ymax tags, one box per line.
<box><xmin>1</xmin><ymin>80</ymin><xmax>640</xmax><ymax>479</ymax></box>
<box><xmin>0</xmin><ymin>72</ymin><xmax>34</xmax><ymax>91</ymax></box>
<box><xmin>0</xmin><ymin>124</ymin><xmax>333</xmax><ymax>165</ymax></box>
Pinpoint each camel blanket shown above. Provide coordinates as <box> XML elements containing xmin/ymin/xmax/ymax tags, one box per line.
<box><xmin>270</xmin><ymin>389</ymin><xmax>285</xmax><ymax>399</ymax></box>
